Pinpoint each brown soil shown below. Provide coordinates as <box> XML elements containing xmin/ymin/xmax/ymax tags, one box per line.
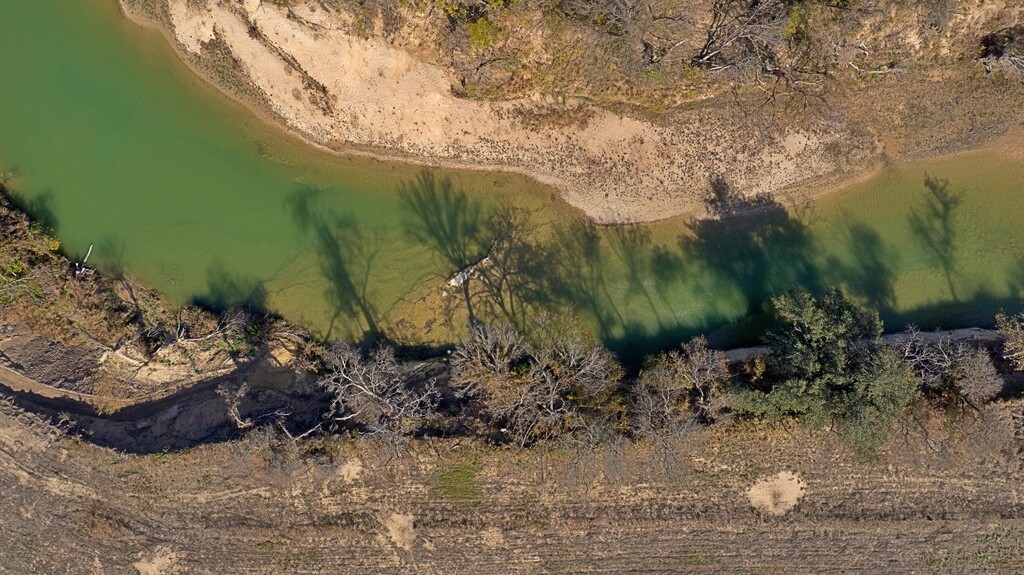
<box><xmin>0</xmin><ymin>324</ymin><xmax>101</xmax><ymax>394</ymax></box>
<box><xmin>1</xmin><ymin>395</ymin><xmax>1023</xmax><ymax>573</ymax></box>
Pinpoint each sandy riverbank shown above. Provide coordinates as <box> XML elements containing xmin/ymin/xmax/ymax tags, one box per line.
<box><xmin>121</xmin><ymin>0</ymin><xmax>872</xmax><ymax>224</ymax></box>
<box><xmin>120</xmin><ymin>0</ymin><xmax>1024</xmax><ymax>224</ymax></box>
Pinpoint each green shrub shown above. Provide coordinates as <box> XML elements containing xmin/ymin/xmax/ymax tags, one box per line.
<box><xmin>466</xmin><ymin>17</ymin><xmax>500</xmax><ymax>50</ymax></box>
<box><xmin>731</xmin><ymin>287</ymin><xmax>920</xmax><ymax>458</ymax></box>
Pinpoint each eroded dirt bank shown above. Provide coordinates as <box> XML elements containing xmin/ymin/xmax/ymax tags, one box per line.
<box><xmin>0</xmin><ymin>339</ymin><xmax>321</xmax><ymax>453</ymax></box>
<box><xmin>120</xmin><ymin>0</ymin><xmax>1024</xmax><ymax>223</ymax></box>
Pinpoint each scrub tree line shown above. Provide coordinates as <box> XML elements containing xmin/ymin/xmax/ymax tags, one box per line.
<box><xmin>308</xmin><ymin>286</ymin><xmax>1017</xmax><ymax>457</ymax></box>
<box><xmin>1</xmin><ymin>185</ymin><xmax>1013</xmax><ymax>456</ymax></box>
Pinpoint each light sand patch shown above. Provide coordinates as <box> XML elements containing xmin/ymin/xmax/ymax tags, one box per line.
<box><xmin>184</xmin><ymin>486</ymin><xmax>272</xmax><ymax>504</ymax></box>
<box><xmin>269</xmin><ymin>345</ymin><xmax>294</xmax><ymax>367</ymax></box>
<box><xmin>43</xmin><ymin>476</ymin><xmax>97</xmax><ymax>500</ymax></box>
<box><xmin>482</xmin><ymin>527</ymin><xmax>505</xmax><ymax>548</ymax></box>
<box><xmin>337</xmin><ymin>458</ymin><xmax>363</xmax><ymax>483</ymax></box>
<box><xmin>133</xmin><ymin>546</ymin><xmax>181</xmax><ymax>575</ymax></box>
<box><xmin>152</xmin><ymin>0</ymin><xmax>856</xmax><ymax>224</ymax></box>
<box><xmin>208</xmin><ymin>1</ymin><xmax>333</xmax><ymax>139</ymax></box>
<box><xmin>168</xmin><ymin>0</ymin><xmax>214</xmax><ymax>54</ymax></box>
<box><xmin>747</xmin><ymin>471</ymin><xmax>807</xmax><ymax>516</ymax></box>
<box><xmin>384</xmin><ymin>512</ymin><xmax>416</xmax><ymax>550</ymax></box>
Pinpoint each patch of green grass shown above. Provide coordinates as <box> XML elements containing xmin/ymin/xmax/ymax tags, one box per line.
<box><xmin>255</xmin><ymin>539</ymin><xmax>280</xmax><ymax>552</ymax></box>
<box><xmin>433</xmin><ymin>460</ymin><xmax>483</xmax><ymax>503</ymax></box>
<box><xmin>466</xmin><ymin>18</ymin><xmax>500</xmax><ymax>51</ymax></box>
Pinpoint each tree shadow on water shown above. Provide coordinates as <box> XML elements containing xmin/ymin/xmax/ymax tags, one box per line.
<box><xmin>472</xmin><ymin>202</ymin><xmax>550</xmax><ymax>330</ymax></box>
<box><xmin>908</xmin><ymin>175</ymin><xmax>962</xmax><ymax>301</ymax></box>
<box><xmin>535</xmin><ymin>177</ymin><xmax>828</xmax><ymax>365</ymax></box>
<box><xmin>399</xmin><ymin>170</ymin><xmax>494</xmax><ymax>322</ymax></box>
<box><xmin>824</xmin><ymin>221</ymin><xmax>899</xmax><ymax>316</ymax></box>
<box><xmin>94</xmin><ymin>235</ymin><xmax>128</xmax><ymax>279</ymax></box>
<box><xmin>543</xmin><ymin>219</ymin><xmax>631</xmax><ymax>340</ymax></box>
<box><xmin>1009</xmin><ymin>257</ymin><xmax>1024</xmax><ymax>299</ymax></box>
<box><xmin>679</xmin><ymin>177</ymin><xmax>820</xmax><ymax>317</ymax></box>
<box><xmin>8</xmin><ymin>190</ymin><xmax>59</xmax><ymax>234</ymax></box>
<box><xmin>288</xmin><ymin>186</ymin><xmax>381</xmax><ymax>340</ymax></box>
<box><xmin>194</xmin><ymin>267</ymin><xmax>269</xmax><ymax>312</ymax></box>
<box><xmin>888</xmin><ymin>289</ymin><xmax>1024</xmax><ymax>333</ymax></box>
<box><xmin>606</xmin><ymin>224</ymin><xmax>679</xmax><ymax>329</ymax></box>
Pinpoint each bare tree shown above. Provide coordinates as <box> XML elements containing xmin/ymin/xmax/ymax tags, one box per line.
<box><xmin>630</xmin><ymin>336</ymin><xmax>729</xmax><ymax>438</ymax></box>
<box><xmin>689</xmin><ymin>0</ymin><xmax>837</xmax><ymax>108</ymax></box>
<box><xmin>217</xmin><ymin>382</ymin><xmax>254</xmax><ymax>430</ymax></box>
<box><xmin>174</xmin><ymin>307</ymin><xmax>256</xmax><ymax>345</ymax></box>
<box><xmin>981</xmin><ymin>25</ymin><xmax>1024</xmax><ymax>75</ymax></box>
<box><xmin>530</xmin><ymin>312</ymin><xmax>623</xmax><ymax>403</ymax></box>
<box><xmin>892</xmin><ymin>327</ymin><xmax>1003</xmax><ymax>407</ymax></box>
<box><xmin>954</xmin><ymin>349</ymin><xmax>1003</xmax><ymax>407</ymax></box>
<box><xmin>997</xmin><ymin>311</ymin><xmax>1024</xmax><ymax>371</ymax></box>
<box><xmin>450</xmin><ymin>319</ymin><xmax>622</xmax><ymax>446</ymax></box>
<box><xmin>314</xmin><ymin>343</ymin><xmax>439</xmax><ymax>446</ymax></box>
<box><xmin>450</xmin><ymin>322</ymin><xmax>529</xmax><ymax>398</ymax></box>
<box><xmin>559</xmin><ymin>0</ymin><xmax>640</xmax><ymax>36</ymax></box>
<box><xmin>678</xmin><ymin>336</ymin><xmax>730</xmax><ymax>413</ymax></box>
<box><xmin>0</xmin><ymin>265</ymin><xmax>50</xmax><ymax>305</ymax></box>
<box><xmin>473</xmin><ymin>203</ymin><xmax>545</xmax><ymax>330</ymax></box>
<box><xmin>629</xmin><ymin>374</ymin><xmax>683</xmax><ymax>438</ymax></box>
<box><xmin>891</xmin><ymin>326</ymin><xmax>972</xmax><ymax>391</ymax></box>
<box><xmin>694</xmin><ymin>0</ymin><xmax>787</xmax><ymax>71</ymax></box>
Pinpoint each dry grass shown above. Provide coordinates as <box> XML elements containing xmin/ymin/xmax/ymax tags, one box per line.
<box><xmin>1</xmin><ymin>396</ymin><xmax>1024</xmax><ymax>573</ymax></box>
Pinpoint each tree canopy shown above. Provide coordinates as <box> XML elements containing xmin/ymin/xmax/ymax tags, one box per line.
<box><xmin>733</xmin><ymin>287</ymin><xmax>919</xmax><ymax>457</ymax></box>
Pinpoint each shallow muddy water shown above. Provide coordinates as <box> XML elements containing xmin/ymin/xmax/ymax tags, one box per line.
<box><xmin>2</xmin><ymin>0</ymin><xmax>1023</xmax><ymax>362</ymax></box>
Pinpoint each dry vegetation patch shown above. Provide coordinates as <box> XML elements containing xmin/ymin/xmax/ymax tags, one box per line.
<box><xmin>383</xmin><ymin>512</ymin><xmax>417</xmax><ymax>550</ymax></box>
<box><xmin>132</xmin><ymin>547</ymin><xmax>182</xmax><ymax>575</ymax></box>
<box><xmin>2</xmin><ymin>396</ymin><xmax>1024</xmax><ymax>572</ymax></box>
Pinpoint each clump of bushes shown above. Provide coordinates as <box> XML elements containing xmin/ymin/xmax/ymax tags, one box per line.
<box><xmin>450</xmin><ymin>316</ymin><xmax>623</xmax><ymax>446</ymax></box>
<box><xmin>309</xmin><ymin>286</ymin><xmax>1016</xmax><ymax>457</ymax></box>
<box><xmin>629</xmin><ymin>336</ymin><xmax>729</xmax><ymax>438</ymax></box>
<box><xmin>465</xmin><ymin>17</ymin><xmax>500</xmax><ymax>50</ymax></box>
<box><xmin>892</xmin><ymin>326</ymin><xmax>1003</xmax><ymax>408</ymax></box>
<box><xmin>728</xmin><ymin>288</ymin><xmax>920</xmax><ymax>457</ymax></box>
<box><xmin>311</xmin><ymin>342</ymin><xmax>440</xmax><ymax>448</ymax></box>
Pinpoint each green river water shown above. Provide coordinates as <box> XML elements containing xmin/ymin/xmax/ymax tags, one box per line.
<box><xmin>2</xmin><ymin>0</ymin><xmax>1024</xmax><ymax>362</ymax></box>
